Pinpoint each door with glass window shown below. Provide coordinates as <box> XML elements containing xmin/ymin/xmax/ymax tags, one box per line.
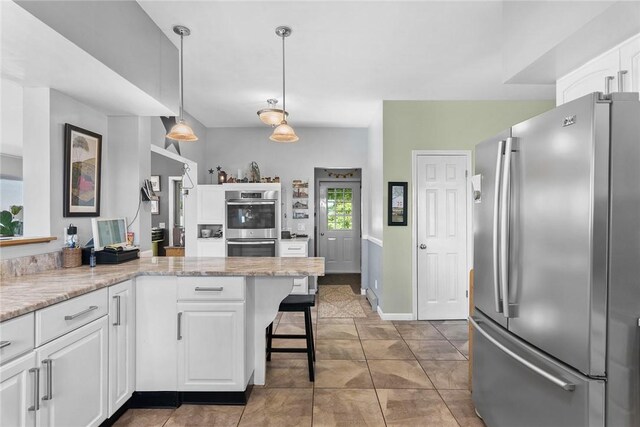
<box><xmin>318</xmin><ymin>182</ymin><xmax>361</xmax><ymax>273</ymax></box>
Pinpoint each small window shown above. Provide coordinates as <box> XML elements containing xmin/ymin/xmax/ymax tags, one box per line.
<box><xmin>326</xmin><ymin>188</ymin><xmax>353</xmax><ymax>230</ymax></box>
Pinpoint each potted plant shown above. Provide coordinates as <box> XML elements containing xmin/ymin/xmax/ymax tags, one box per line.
<box><xmin>0</xmin><ymin>205</ymin><xmax>23</xmax><ymax>237</ymax></box>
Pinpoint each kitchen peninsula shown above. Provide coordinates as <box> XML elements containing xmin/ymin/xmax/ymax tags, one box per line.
<box><xmin>0</xmin><ymin>256</ymin><xmax>324</xmax><ymax>426</ymax></box>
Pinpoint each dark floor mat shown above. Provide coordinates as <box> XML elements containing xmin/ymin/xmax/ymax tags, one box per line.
<box><xmin>318</xmin><ymin>273</ymin><xmax>361</xmax><ymax>294</ymax></box>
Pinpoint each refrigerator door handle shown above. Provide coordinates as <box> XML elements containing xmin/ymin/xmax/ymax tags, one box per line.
<box><xmin>469</xmin><ymin>317</ymin><xmax>576</xmax><ymax>392</ymax></box>
<box><xmin>493</xmin><ymin>139</ymin><xmax>505</xmax><ymax>313</ymax></box>
<box><xmin>499</xmin><ymin>137</ymin><xmax>514</xmax><ymax>317</ymax></box>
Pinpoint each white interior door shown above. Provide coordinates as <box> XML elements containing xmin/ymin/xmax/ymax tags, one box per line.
<box><xmin>417</xmin><ymin>155</ymin><xmax>469</xmax><ymax>320</ymax></box>
<box><xmin>318</xmin><ymin>182</ymin><xmax>361</xmax><ymax>273</ymax></box>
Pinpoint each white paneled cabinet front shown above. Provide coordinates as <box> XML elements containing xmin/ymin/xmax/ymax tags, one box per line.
<box><xmin>0</xmin><ymin>352</ymin><xmax>37</xmax><ymax>427</ymax></box>
<box><xmin>556</xmin><ymin>33</ymin><xmax>640</xmax><ymax>105</ymax></box>
<box><xmin>197</xmin><ymin>185</ymin><xmax>225</xmax><ymax>225</ymax></box>
<box><xmin>37</xmin><ymin>317</ymin><xmax>108</xmax><ymax>427</ymax></box>
<box><xmin>177</xmin><ymin>302</ymin><xmax>245</xmax><ymax>391</ymax></box>
<box><xmin>196</xmin><ymin>239</ymin><xmax>225</xmax><ymax>257</ymax></box>
<box><xmin>108</xmin><ymin>280</ymin><xmax>135</xmax><ymax>417</ymax></box>
<box><xmin>620</xmin><ymin>35</ymin><xmax>640</xmax><ymax>92</ymax></box>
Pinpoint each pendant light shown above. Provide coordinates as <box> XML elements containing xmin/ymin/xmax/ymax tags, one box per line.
<box><xmin>167</xmin><ymin>25</ymin><xmax>198</xmax><ymax>142</ymax></box>
<box><xmin>270</xmin><ymin>26</ymin><xmax>299</xmax><ymax>143</ymax></box>
<box><xmin>257</xmin><ymin>98</ymin><xmax>288</xmax><ymax>126</ymax></box>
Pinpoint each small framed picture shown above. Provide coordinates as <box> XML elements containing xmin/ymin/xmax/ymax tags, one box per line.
<box><xmin>149</xmin><ymin>175</ymin><xmax>161</xmax><ymax>192</ymax></box>
<box><xmin>151</xmin><ymin>199</ymin><xmax>160</xmax><ymax>215</ymax></box>
<box><xmin>388</xmin><ymin>182</ymin><xmax>408</xmax><ymax>226</ymax></box>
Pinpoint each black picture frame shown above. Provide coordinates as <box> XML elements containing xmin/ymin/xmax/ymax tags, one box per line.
<box><xmin>388</xmin><ymin>181</ymin><xmax>408</xmax><ymax>226</ymax></box>
<box><xmin>63</xmin><ymin>123</ymin><xmax>102</xmax><ymax>217</ymax></box>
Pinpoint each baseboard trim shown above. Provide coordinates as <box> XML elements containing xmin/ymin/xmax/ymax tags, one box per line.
<box><xmin>376</xmin><ymin>306</ymin><xmax>413</xmax><ymax>321</ymax></box>
<box><xmin>360</xmin><ymin>288</ymin><xmax>366</xmax><ymax>295</ymax></box>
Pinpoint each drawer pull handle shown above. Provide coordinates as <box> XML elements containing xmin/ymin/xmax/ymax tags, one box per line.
<box><xmin>112</xmin><ymin>296</ymin><xmax>122</xmax><ymax>326</ymax></box>
<box><xmin>42</xmin><ymin>359</ymin><xmax>53</xmax><ymax>401</ymax></box>
<box><xmin>287</xmin><ymin>247</ymin><xmax>302</xmax><ymax>250</ymax></box>
<box><xmin>195</xmin><ymin>286</ymin><xmax>224</xmax><ymax>292</ymax></box>
<box><xmin>0</xmin><ymin>340</ymin><xmax>11</xmax><ymax>349</ymax></box>
<box><xmin>64</xmin><ymin>305</ymin><xmax>98</xmax><ymax>320</ymax></box>
<box><xmin>28</xmin><ymin>367</ymin><xmax>40</xmax><ymax>411</ymax></box>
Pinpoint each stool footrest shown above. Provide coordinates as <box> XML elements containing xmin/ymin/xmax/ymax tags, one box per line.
<box><xmin>271</xmin><ymin>334</ymin><xmax>307</xmax><ymax>340</ymax></box>
<box><xmin>268</xmin><ymin>348</ymin><xmax>308</xmax><ymax>354</ymax></box>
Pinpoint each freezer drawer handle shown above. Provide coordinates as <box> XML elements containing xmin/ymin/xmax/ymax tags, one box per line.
<box><xmin>469</xmin><ymin>317</ymin><xmax>576</xmax><ymax>392</ymax></box>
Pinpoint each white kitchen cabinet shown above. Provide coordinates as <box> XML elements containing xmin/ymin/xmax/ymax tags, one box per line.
<box><xmin>196</xmin><ymin>238</ymin><xmax>226</xmax><ymax>257</ymax></box>
<box><xmin>556</xmin><ymin>33</ymin><xmax>640</xmax><ymax>105</ymax></box>
<box><xmin>135</xmin><ymin>277</ymin><xmax>177</xmax><ymax>391</ymax></box>
<box><xmin>37</xmin><ymin>317</ymin><xmax>108</xmax><ymax>427</ymax></box>
<box><xmin>177</xmin><ymin>302</ymin><xmax>245</xmax><ymax>391</ymax></box>
<box><xmin>0</xmin><ymin>352</ymin><xmax>37</xmax><ymax>427</ymax></box>
<box><xmin>279</xmin><ymin>239</ymin><xmax>310</xmax><ymax>294</ymax></box>
<box><xmin>108</xmin><ymin>280</ymin><xmax>135</xmax><ymax>417</ymax></box>
<box><xmin>197</xmin><ymin>185</ymin><xmax>225</xmax><ymax>225</ymax></box>
<box><xmin>620</xmin><ymin>35</ymin><xmax>640</xmax><ymax>93</ymax></box>
<box><xmin>556</xmin><ymin>49</ymin><xmax>620</xmax><ymax>105</ymax></box>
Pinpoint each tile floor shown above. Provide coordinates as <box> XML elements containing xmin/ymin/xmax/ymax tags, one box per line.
<box><xmin>115</xmin><ymin>291</ymin><xmax>484</xmax><ymax>427</ymax></box>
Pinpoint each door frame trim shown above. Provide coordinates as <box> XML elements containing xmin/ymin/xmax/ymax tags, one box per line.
<box><xmin>411</xmin><ymin>150</ymin><xmax>473</xmax><ymax>320</ymax></box>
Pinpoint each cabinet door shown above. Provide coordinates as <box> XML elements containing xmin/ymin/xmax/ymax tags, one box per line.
<box><xmin>196</xmin><ymin>239</ymin><xmax>226</xmax><ymax>257</ymax></box>
<box><xmin>37</xmin><ymin>317</ymin><xmax>108</xmax><ymax>427</ymax></box>
<box><xmin>620</xmin><ymin>34</ymin><xmax>640</xmax><ymax>93</ymax></box>
<box><xmin>556</xmin><ymin>49</ymin><xmax>620</xmax><ymax>105</ymax></box>
<box><xmin>135</xmin><ymin>277</ymin><xmax>177</xmax><ymax>391</ymax></box>
<box><xmin>197</xmin><ymin>186</ymin><xmax>225</xmax><ymax>225</ymax></box>
<box><xmin>108</xmin><ymin>281</ymin><xmax>135</xmax><ymax>417</ymax></box>
<box><xmin>0</xmin><ymin>352</ymin><xmax>37</xmax><ymax>427</ymax></box>
<box><xmin>177</xmin><ymin>302</ymin><xmax>245</xmax><ymax>391</ymax></box>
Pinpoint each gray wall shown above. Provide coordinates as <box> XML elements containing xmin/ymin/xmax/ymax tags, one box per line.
<box><xmin>16</xmin><ymin>0</ymin><xmax>178</xmax><ymax>112</ymax></box>
<box><xmin>49</xmin><ymin>89</ymin><xmax>108</xmax><ymax>248</ymax></box>
<box><xmin>206</xmin><ymin>127</ymin><xmax>369</xmax><ymax>256</ymax></box>
<box><xmin>151</xmin><ymin>152</ymin><xmax>185</xmax><ymax>229</ymax></box>
<box><xmin>0</xmin><ymin>155</ymin><xmax>22</xmax><ymax>180</ymax></box>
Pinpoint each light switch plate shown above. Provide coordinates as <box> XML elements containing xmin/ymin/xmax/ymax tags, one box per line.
<box><xmin>159</xmin><ymin>222</ymin><xmax>166</xmax><ymax>228</ymax></box>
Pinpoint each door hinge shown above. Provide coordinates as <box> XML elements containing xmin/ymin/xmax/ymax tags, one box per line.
<box><xmin>466</xmin><ymin>290</ymin><xmax>469</xmax><ymax>298</ymax></box>
<box><xmin>465</xmin><ymin>170</ymin><xmax>469</xmax><ymax>178</ymax></box>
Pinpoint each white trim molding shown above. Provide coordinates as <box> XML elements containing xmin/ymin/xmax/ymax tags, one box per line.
<box><xmin>411</xmin><ymin>150</ymin><xmax>474</xmax><ymax>321</ymax></box>
<box><xmin>376</xmin><ymin>306</ymin><xmax>413</xmax><ymax>321</ymax></box>
<box><xmin>363</xmin><ymin>235</ymin><xmax>383</xmax><ymax>247</ymax></box>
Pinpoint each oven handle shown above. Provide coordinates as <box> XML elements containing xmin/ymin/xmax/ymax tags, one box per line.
<box><xmin>226</xmin><ymin>200</ymin><xmax>276</xmax><ymax>205</ymax></box>
<box><xmin>227</xmin><ymin>240</ymin><xmax>276</xmax><ymax>245</ymax></box>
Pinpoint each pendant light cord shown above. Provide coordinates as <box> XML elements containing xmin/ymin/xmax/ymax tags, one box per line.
<box><xmin>281</xmin><ymin>33</ymin><xmax>286</xmax><ymax>122</ymax></box>
<box><xmin>179</xmin><ymin>32</ymin><xmax>184</xmax><ymax>122</ymax></box>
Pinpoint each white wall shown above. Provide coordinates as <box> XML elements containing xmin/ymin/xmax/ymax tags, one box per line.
<box><xmin>367</xmin><ymin>102</ymin><xmax>383</xmax><ymax>241</ymax></box>
<box><xmin>1</xmin><ymin>79</ymin><xmax>23</xmax><ymax>157</ymax></box>
<box><xmin>206</xmin><ymin>127</ymin><xmax>368</xmax><ymax>255</ymax></box>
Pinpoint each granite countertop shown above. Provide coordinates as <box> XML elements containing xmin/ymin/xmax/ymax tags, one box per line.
<box><xmin>0</xmin><ymin>256</ymin><xmax>325</xmax><ymax>322</ymax></box>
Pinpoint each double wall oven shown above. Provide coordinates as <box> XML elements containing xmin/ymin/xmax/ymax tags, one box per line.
<box><xmin>225</xmin><ymin>190</ymin><xmax>279</xmax><ymax>257</ymax></box>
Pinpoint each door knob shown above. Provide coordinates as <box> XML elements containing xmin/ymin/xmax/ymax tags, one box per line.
<box><xmin>419</xmin><ymin>244</ymin><xmax>427</xmax><ymax>250</ymax></box>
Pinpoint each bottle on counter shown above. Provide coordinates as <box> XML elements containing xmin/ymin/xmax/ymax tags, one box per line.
<box><xmin>89</xmin><ymin>248</ymin><xmax>96</xmax><ymax>268</ymax></box>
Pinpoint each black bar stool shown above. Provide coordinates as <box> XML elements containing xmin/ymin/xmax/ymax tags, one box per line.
<box><xmin>266</xmin><ymin>294</ymin><xmax>316</xmax><ymax>381</ymax></box>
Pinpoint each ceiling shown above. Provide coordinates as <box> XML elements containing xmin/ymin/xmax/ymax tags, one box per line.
<box><xmin>139</xmin><ymin>1</ymin><xmax>558</xmax><ymax>128</ymax></box>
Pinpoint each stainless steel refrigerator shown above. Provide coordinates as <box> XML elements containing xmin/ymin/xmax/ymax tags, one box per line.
<box><xmin>471</xmin><ymin>92</ymin><xmax>640</xmax><ymax>427</ymax></box>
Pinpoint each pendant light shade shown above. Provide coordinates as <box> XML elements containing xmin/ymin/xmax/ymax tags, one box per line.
<box><xmin>167</xmin><ymin>25</ymin><xmax>198</xmax><ymax>142</ymax></box>
<box><xmin>270</xmin><ymin>120</ymin><xmax>299</xmax><ymax>143</ymax></box>
<box><xmin>270</xmin><ymin>26</ymin><xmax>298</xmax><ymax>143</ymax></box>
<box><xmin>258</xmin><ymin>99</ymin><xmax>288</xmax><ymax>126</ymax></box>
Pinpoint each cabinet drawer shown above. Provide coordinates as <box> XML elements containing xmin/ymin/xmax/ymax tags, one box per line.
<box><xmin>290</xmin><ymin>277</ymin><xmax>309</xmax><ymax>295</ymax></box>
<box><xmin>0</xmin><ymin>313</ymin><xmax>34</xmax><ymax>364</ymax></box>
<box><xmin>177</xmin><ymin>277</ymin><xmax>245</xmax><ymax>301</ymax></box>
<box><xmin>279</xmin><ymin>243</ymin><xmax>307</xmax><ymax>256</ymax></box>
<box><xmin>36</xmin><ymin>288</ymin><xmax>108</xmax><ymax>347</ymax></box>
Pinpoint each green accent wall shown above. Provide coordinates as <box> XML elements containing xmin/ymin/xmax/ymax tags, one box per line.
<box><xmin>382</xmin><ymin>100</ymin><xmax>555</xmax><ymax>314</ymax></box>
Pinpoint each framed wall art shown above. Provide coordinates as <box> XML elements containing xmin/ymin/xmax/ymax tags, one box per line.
<box><xmin>63</xmin><ymin>124</ymin><xmax>103</xmax><ymax>217</ymax></box>
<box><xmin>151</xmin><ymin>199</ymin><xmax>160</xmax><ymax>215</ymax></box>
<box><xmin>388</xmin><ymin>181</ymin><xmax>408</xmax><ymax>226</ymax></box>
<box><xmin>149</xmin><ymin>175</ymin><xmax>161</xmax><ymax>192</ymax></box>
